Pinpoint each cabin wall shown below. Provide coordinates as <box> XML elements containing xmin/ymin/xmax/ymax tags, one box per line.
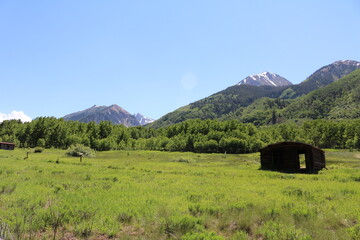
<box><xmin>311</xmin><ymin>149</ymin><xmax>325</xmax><ymax>170</ymax></box>
<box><xmin>260</xmin><ymin>151</ymin><xmax>272</xmax><ymax>169</ymax></box>
<box><xmin>261</xmin><ymin>148</ymin><xmax>300</xmax><ymax>170</ymax></box>
<box><xmin>0</xmin><ymin>143</ymin><xmax>15</xmax><ymax>150</ymax></box>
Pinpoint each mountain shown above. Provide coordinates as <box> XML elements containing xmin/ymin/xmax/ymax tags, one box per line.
<box><xmin>279</xmin><ymin>60</ymin><xmax>360</xmax><ymax>99</ymax></box>
<box><xmin>149</xmin><ymin>85</ymin><xmax>286</xmax><ymax>128</ymax></box>
<box><xmin>63</xmin><ymin>105</ymin><xmax>154</xmax><ymax>127</ymax></box>
<box><xmin>237</xmin><ymin>72</ymin><xmax>293</xmax><ymax>87</ymax></box>
<box><xmin>150</xmin><ymin>60</ymin><xmax>360</xmax><ymax>128</ymax></box>
<box><xmin>135</xmin><ymin>113</ymin><xmax>155</xmax><ymax>125</ymax></box>
<box><xmin>236</xmin><ymin>97</ymin><xmax>292</xmax><ymax>125</ymax></box>
<box><xmin>283</xmin><ymin>69</ymin><xmax>360</xmax><ymax>120</ymax></box>
<box><xmin>238</xmin><ymin>68</ymin><xmax>360</xmax><ymax>125</ymax></box>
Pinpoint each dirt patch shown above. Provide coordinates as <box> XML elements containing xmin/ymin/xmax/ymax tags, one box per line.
<box><xmin>120</xmin><ymin>225</ymin><xmax>145</xmax><ymax>237</ymax></box>
<box><xmin>354</xmin><ymin>154</ymin><xmax>360</xmax><ymax>159</ymax></box>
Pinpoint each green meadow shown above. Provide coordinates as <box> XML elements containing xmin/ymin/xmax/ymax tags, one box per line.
<box><xmin>0</xmin><ymin>149</ymin><xmax>360</xmax><ymax>239</ymax></box>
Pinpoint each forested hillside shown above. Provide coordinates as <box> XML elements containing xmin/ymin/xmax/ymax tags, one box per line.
<box><xmin>1</xmin><ymin>117</ymin><xmax>360</xmax><ymax>154</ymax></box>
<box><xmin>283</xmin><ymin>69</ymin><xmax>360</xmax><ymax>119</ymax></box>
<box><xmin>231</xmin><ymin>97</ymin><xmax>292</xmax><ymax>125</ymax></box>
<box><xmin>150</xmin><ymin>85</ymin><xmax>285</xmax><ymax>128</ymax></box>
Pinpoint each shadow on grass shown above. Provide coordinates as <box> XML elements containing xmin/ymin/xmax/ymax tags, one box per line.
<box><xmin>259</xmin><ymin>167</ymin><xmax>321</xmax><ymax>174</ymax></box>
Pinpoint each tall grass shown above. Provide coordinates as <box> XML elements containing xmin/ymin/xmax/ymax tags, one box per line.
<box><xmin>0</xmin><ymin>149</ymin><xmax>359</xmax><ymax>239</ymax></box>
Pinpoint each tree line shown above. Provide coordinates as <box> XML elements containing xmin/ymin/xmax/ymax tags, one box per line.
<box><xmin>0</xmin><ymin>117</ymin><xmax>360</xmax><ymax>153</ymax></box>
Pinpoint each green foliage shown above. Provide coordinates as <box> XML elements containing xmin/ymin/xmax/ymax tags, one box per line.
<box><xmin>258</xmin><ymin>221</ymin><xmax>311</xmax><ymax>240</ymax></box>
<box><xmin>3</xmin><ymin>116</ymin><xmax>360</xmax><ymax>153</ymax></box>
<box><xmin>66</xmin><ymin>144</ymin><xmax>95</xmax><ymax>157</ymax></box>
<box><xmin>36</xmin><ymin>138</ymin><xmax>46</xmax><ymax>148</ymax></box>
<box><xmin>34</xmin><ymin>147</ymin><xmax>44</xmax><ymax>153</ymax></box>
<box><xmin>183</xmin><ymin>231</ymin><xmax>225</xmax><ymax>240</ymax></box>
<box><xmin>283</xmin><ymin>69</ymin><xmax>360</xmax><ymax>120</ymax></box>
<box><xmin>150</xmin><ymin>85</ymin><xmax>286</xmax><ymax>128</ymax></box>
<box><xmin>348</xmin><ymin>224</ymin><xmax>360</xmax><ymax>240</ymax></box>
<box><xmin>163</xmin><ymin>215</ymin><xmax>202</xmax><ymax>237</ymax></box>
<box><xmin>236</xmin><ymin>98</ymin><xmax>292</xmax><ymax>125</ymax></box>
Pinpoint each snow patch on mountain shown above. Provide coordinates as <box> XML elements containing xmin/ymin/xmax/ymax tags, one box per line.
<box><xmin>237</xmin><ymin>72</ymin><xmax>292</xmax><ymax>87</ymax></box>
<box><xmin>135</xmin><ymin>113</ymin><xmax>155</xmax><ymax>125</ymax></box>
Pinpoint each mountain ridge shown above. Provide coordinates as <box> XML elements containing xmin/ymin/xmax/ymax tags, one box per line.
<box><xmin>63</xmin><ymin>104</ymin><xmax>154</xmax><ymax>127</ymax></box>
<box><xmin>279</xmin><ymin>60</ymin><xmax>360</xmax><ymax>99</ymax></box>
<box><xmin>283</xmin><ymin>69</ymin><xmax>360</xmax><ymax>120</ymax></box>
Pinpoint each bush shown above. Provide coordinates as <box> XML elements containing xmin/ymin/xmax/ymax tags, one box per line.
<box><xmin>258</xmin><ymin>221</ymin><xmax>311</xmax><ymax>240</ymax></box>
<box><xmin>34</xmin><ymin>147</ymin><xmax>44</xmax><ymax>153</ymax></box>
<box><xmin>37</xmin><ymin>138</ymin><xmax>46</xmax><ymax>148</ymax></box>
<box><xmin>66</xmin><ymin>144</ymin><xmax>95</xmax><ymax>157</ymax></box>
<box><xmin>163</xmin><ymin>215</ymin><xmax>201</xmax><ymax>237</ymax></box>
<box><xmin>183</xmin><ymin>231</ymin><xmax>224</xmax><ymax>240</ymax></box>
<box><xmin>348</xmin><ymin>224</ymin><xmax>360</xmax><ymax>240</ymax></box>
<box><xmin>93</xmin><ymin>138</ymin><xmax>116</xmax><ymax>151</ymax></box>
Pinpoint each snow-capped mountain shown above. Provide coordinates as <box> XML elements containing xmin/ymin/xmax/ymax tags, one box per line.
<box><xmin>63</xmin><ymin>105</ymin><xmax>155</xmax><ymax>127</ymax></box>
<box><xmin>135</xmin><ymin>113</ymin><xmax>155</xmax><ymax>125</ymax></box>
<box><xmin>237</xmin><ymin>72</ymin><xmax>292</xmax><ymax>87</ymax></box>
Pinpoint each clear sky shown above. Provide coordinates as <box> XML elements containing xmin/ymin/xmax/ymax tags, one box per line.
<box><xmin>1</xmin><ymin>0</ymin><xmax>360</xmax><ymax>121</ymax></box>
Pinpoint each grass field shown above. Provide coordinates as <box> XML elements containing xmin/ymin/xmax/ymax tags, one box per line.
<box><xmin>0</xmin><ymin>149</ymin><xmax>360</xmax><ymax>239</ymax></box>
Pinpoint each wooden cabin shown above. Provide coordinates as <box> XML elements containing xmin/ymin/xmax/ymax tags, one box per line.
<box><xmin>0</xmin><ymin>142</ymin><xmax>15</xmax><ymax>150</ymax></box>
<box><xmin>259</xmin><ymin>142</ymin><xmax>325</xmax><ymax>172</ymax></box>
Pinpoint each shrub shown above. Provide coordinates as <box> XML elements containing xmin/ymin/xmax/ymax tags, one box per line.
<box><xmin>231</xmin><ymin>231</ymin><xmax>249</xmax><ymax>240</ymax></box>
<box><xmin>258</xmin><ymin>221</ymin><xmax>311</xmax><ymax>240</ymax></box>
<box><xmin>93</xmin><ymin>138</ymin><xmax>116</xmax><ymax>151</ymax></box>
<box><xmin>163</xmin><ymin>215</ymin><xmax>201</xmax><ymax>237</ymax></box>
<box><xmin>117</xmin><ymin>212</ymin><xmax>134</xmax><ymax>224</ymax></box>
<box><xmin>66</xmin><ymin>144</ymin><xmax>95</xmax><ymax>157</ymax></box>
<box><xmin>37</xmin><ymin>138</ymin><xmax>46</xmax><ymax>148</ymax></box>
<box><xmin>34</xmin><ymin>147</ymin><xmax>44</xmax><ymax>153</ymax></box>
<box><xmin>183</xmin><ymin>231</ymin><xmax>224</xmax><ymax>240</ymax></box>
<box><xmin>348</xmin><ymin>224</ymin><xmax>360</xmax><ymax>240</ymax></box>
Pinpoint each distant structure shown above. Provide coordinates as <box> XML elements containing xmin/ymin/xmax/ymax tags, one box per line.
<box><xmin>0</xmin><ymin>142</ymin><xmax>15</xmax><ymax>150</ymax></box>
<box><xmin>259</xmin><ymin>142</ymin><xmax>325</xmax><ymax>173</ymax></box>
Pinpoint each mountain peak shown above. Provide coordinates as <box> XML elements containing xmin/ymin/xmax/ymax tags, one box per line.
<box><xmin>63</xmin><ymin>105</ymin><xmax>154</xmax><ymax>127</ymax></box>
<box><xmin>108</xmin><ymin>104</ymin><xmax>130</xmax><ymax>114</ymax></box>
<box><xmin>303</xmin><ymin>60</ymin><xmax>360</xmax><ymax>85</ymax></box>
<box><xmin>135</xmin><ymin>113</ymin><xmax>155</xmax><ymax>125</ymax></box>
<box><xmin>333</xmin><ymin>60</ymin><xmax>360</xmax><ymax>66</ymax></box>
<box><xmin>237</xmin><ymin>72</ymin><xmax>292</xmax><ymax>87</ymax></box>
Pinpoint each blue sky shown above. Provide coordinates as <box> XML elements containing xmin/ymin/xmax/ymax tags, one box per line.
<box><xmin>1</xmin><ymin>0</ymin><xmax>360</xmax><ymax>120</ymax></box>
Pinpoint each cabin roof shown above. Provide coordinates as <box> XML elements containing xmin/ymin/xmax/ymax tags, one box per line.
<box><xmin>0</xmin><ymin>142</ymin><xmax>16</xmax><ymax>146</ymax></box>
<box><xmin>260</xmin><ymin>141</ymin><xmax>324</xmax><ymax>153</ymax></box>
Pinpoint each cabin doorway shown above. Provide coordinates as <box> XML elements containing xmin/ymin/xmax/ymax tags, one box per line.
<box><xmin>299</xmin><ymin>153</ymin><xmax>306</xmax><ymax>169</ymax></box>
